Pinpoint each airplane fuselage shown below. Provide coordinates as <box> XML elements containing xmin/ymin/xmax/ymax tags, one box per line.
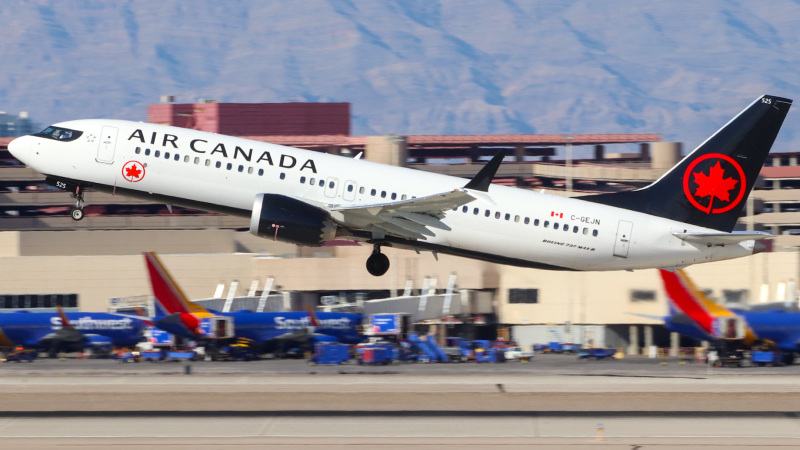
<box><xmin>9</xmin><ymin>119</ymin><xmax>760</xmax><ymax>272</ymax></box>
<box><xmin>0</xmin><ymin>311</ymin><xmax>146</xmax><ymax>348</ymax></box>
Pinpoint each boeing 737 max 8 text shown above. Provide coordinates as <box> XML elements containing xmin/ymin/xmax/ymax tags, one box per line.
<box><xmin>7</xmin><ymin>95</ymin><xmax>792</xmax><ymax>275</ymax></box>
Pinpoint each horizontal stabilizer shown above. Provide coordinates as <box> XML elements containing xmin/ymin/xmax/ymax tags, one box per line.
<box><xmin>673</xmin><ymin>231</ymin><xmax>772</xmax><ymax>245</ymax></box>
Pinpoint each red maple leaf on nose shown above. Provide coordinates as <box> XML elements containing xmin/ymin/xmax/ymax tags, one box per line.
<box><xmin>692</xmin><ymin>161</ymin><xmax>738</xmax><ymax>213</ymax></box>
<box><xmin>125</xmin><ymin>165</ymin><xmax>142</xmax><ymax>179</ymax></box>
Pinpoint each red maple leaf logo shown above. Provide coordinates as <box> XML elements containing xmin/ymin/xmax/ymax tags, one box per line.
<box><xmin>692</xmin><ymin>161</ymin><xmax>738</xmax><ymax>213</ymax></box>
<box><xmin>125</xmin><ymin>165</ymin><xmax>142</xmax><ymax>179</ymax></box>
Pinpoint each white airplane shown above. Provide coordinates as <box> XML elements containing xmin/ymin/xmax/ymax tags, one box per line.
<box><xmin>7</xmin><ymin>95</ymin><xmax>792</xmax><ymax>276</ymax></box>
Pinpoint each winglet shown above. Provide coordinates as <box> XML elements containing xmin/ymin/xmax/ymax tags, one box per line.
<box><xmin>306</xmin><ymin>306</ymin><xmax>320</xmax><ymax>328</ymax></box>
<box><xmin>56</xmin><ymin>305</ymin><xmax>73</xmax><ymax>329</ymax></box>
<box><xmin>463</xmin><ymin>150</ymin><xmax>505</xmax><ymax>192</ymax></box>
<box><xmin>143</xmin><ymin>252</ymin><xmax>209</xmax><ymax>315</ymax></box>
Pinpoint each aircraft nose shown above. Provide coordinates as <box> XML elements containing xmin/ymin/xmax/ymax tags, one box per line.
<box><xmin>8</xmin><ymin>136</ymin><xmax>30</xmax><ymax>162</ymax></box>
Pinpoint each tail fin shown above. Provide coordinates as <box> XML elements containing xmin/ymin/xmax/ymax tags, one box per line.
<box><xmin>143</xmin><ymin>252</ymin><xmax>209</xmax><ymax>316</ymax></box>
<box><xmin>660</xmin><ymin>269</ymin><xmax>756</xmax><ymax>343</ymax></box>
<box><xmin>584</xmin><ymin>95</ymin><xmax>792</xmax><ymax>232</ymax></box>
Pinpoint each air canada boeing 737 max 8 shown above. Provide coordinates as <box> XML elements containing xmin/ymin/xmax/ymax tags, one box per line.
<box><xmin>7</xmin><ymin>95</ymin><xmax>792</xmax><ymax>275</ymax></box>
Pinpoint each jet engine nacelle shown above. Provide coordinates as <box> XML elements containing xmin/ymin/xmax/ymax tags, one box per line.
<box><xmin>249</xmin><ymin>194</ymin><xmax>337</xmax><ymax>246</ymax></box>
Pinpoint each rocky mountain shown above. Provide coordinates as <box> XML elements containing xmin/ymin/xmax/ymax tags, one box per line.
<box><xmin>1</xmin><ymin>1</ymin><xmax>799</xmax><ymax>151</ymax></box>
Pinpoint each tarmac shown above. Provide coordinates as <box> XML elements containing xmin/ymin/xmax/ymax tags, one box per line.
<box><xmin>2</xmin><ymin>354</ymin><xmax>799</xmax><ymax>448</ymax></box>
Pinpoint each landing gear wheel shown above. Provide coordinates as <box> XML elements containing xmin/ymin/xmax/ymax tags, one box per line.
<box><xmin>366</xmin><ymin>251</ymin><xmax>390</xmax><ymax>277</ymax></box>
<box><xmin>71</xmin><ymin>189</ymin><xmax>85</xmax><ymax>221</ymax></box>
<box><xmin>71</xmin><ymin>207</ymin><xmax>84</xmax><ymax>221</ymax></box>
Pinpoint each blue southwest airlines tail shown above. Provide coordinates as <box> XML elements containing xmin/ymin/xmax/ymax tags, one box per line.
<box><xmin>143</xmin><ymin>252</ymin><xmax>364</xmax><ymax>349</ymax></box>
<box><xmin>585</xmin><ymin>95</ymin><xmax>792</xmax><ymax>232</ymax></box>
<box><xmin>660</xmin><ymin>269</ymin><xmax>757</xmax><ymax>345</ymax></box>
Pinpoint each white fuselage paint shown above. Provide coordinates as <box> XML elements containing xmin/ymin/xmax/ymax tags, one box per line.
<box><xmin>9</xmin><ymin>119</ymin><xmax>756</xmax><ymax>271</ymax></box>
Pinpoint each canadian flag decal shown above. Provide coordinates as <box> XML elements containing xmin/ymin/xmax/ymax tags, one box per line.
<box><xmin>550</xmin><ymin>211</ymin><xmax>563</xmax><ymax>218</ymax></box>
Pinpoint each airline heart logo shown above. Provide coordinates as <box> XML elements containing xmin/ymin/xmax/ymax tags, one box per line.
<box><xmin>682</xmin><ymin>153</ymin><xmax>745</xmax><ymax>214</ymax></box>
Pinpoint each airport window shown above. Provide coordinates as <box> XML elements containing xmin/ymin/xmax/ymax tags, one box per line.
<box><xmin>248</xmin><ymin>167</ymin><xmax>253</xmax><ymax>174</ymax></box>
<box><xmin>524</xmin><ymin>217</ymin><xmax>530</xmax><ymax>224</ymax></box>
<box><xmin>155</xmin><ymin>150</ymin><xmax>160</xmax><ymax>157</ymax></box>
<box><xmin>573</xmin><ymin>226</ymin><xmax>579</xmax><ymax>233</ymax></box>
<box><xmin>135</xmin><ymin>147</ymin><xmax>141</xmax><ymax>154</ymax></box>
<box><xmin>474</xmin><ymin>208</ymin><xmax>479</xmax><ymax>215</ymax></box>
<box><xmin>319</xmin><ymin>180</ymin><xmax>324</xmax><ymax>187</ymax></box>
<box><xmin>145</xmin><ymin>149</ymin><xmax>151</xmax><ymax>156</ymax></box>
<box><xmin>258</xmin><ymin>168</ymin><xmax>264</xmax><ymax>176</ymax></box>
<box><xmin>215</xmin><ymin>161</ymin><xmax>221</xmax><ymax>168</ymax></box>
<box><xmin>592</xmin><ymin>229</ymin><xmax>598</xmax><ymax>237</ymax></box>
<box><xmin>347</xmin><ymin>185</ymin><xmax>354</xmax><ymax>192</ymax></box>
<box><xmin>371</xmin><ymin>189</ymin><xmax>376</xmax><ymax>196</ymax></box>
<box><xmin>544</xmin><ymin>220</ymin><xmax>550</xmax><ymax>228</ymax></box>
<box><xmin>505</xmin><ymin>213</ymin><xmax>511</xmax><ymax>221</ymax></box>
<box><xmin>554</xmin><ymin>222</ymin><xmax>559</xmax><ymax>229</ymax></box>
<box><xmin>194</xmin><ymin>157</ymin><xmax>200</xmax><ymax>164</ymax></box>
<box><xmin>164</xmin><ymin>152</ymin><xmax>170</xmax><ymax>159</ymax></box>
<box><xmin>310</xmin><ymin>178</ymin><xmax>316</xmax><ymax>185</ymax></box>
<box><xmin>300</xmin><ymin>176</ymin><xmax>306</xmax><ymax>184</ymax></box>
<box><xmin>226</xmin><ymin>163</ymin><xmax>232</xmax><ymax>170</ymax></box>
<box><xmin>280</xmin><ymin>173</ymin><xmax>286</xmax><ymax>180</ymax></box>
<box><xmin>722</xmin><ymin>289</ymin><xmax>749</xmax><ymax>304</ymax></box>
<box><xmin>495</xmin><ymin>212</ymin><xmax>501</xmax><ymax>219</ymax></box>
<box><xmin>534</xmin><ymin>219</ymin><xmax>540</xmax><ymax>226</ymax></box>
<box><xmin>583</xmin><ymin>227</ymin><xmax>588</xmax><ymax>235</ymax></box>
<box><xmin>359</xmin><ymin>187</ymin><xmax>365</xmax><ymax>194</ymax></box>
<box><xmin>630</xmin><ymin>290</ymin><xmax>656</xmax><ymax>302</ymax></box>
<box><xmin>509</xmin><ymin>288</ymin><xmax>538</xmax><ymax>304</ymax></box>
<box><xmin>402</xmin><ymin>195</ymin><xmax>407</xmax><ymax>200</ymax></box>
<box><xmin>204</xmin><ymin>159</ymin><xmax>210</xmax><ymax>166</ymax></box>
<box><xmin>391</xmin><ymin>193</ymin><xmax>397</xmax><ymax>200</ymax></box>
<box><xmin>564</xmin><ymin>225</ymin><xmax>569</xmax><ymax>232</ymax></box>
<box><xmin>485</xmin><ymin>210</ymin><xmax>490</xmax><ymax>217</ymax></box>
<box><xmin>462</xmin><ymin>206</ymin><xmax>468</xmax><ymax>213</ymax></box>
<box><xmin>381</xmin><ymin>191</ymin><xmax>387</xmax><ymax>198</ymax></box>
<box><xmin>238</xmin><ymin>165</ymin><xmax>244</xmax><ymax>173</ymax></box>
<box><xmin>514</xmin><ymin>215</ymin><xmax>520</xmax><ymax>223</ymax></box>
<box><xmin>329</xmin><ymin>181</ymin><xmax>335</xmax><ymax>189</ymax></box>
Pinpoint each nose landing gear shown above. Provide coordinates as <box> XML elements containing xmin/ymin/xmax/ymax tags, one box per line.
<box><xmin>70</xmin><ymin>188</ymin><xmax>85</xmax><ymax>221</ymax></box>
<box><xmin>366</xmin><ymin>244</ymin><xmax>390</xmax><ymax>277</ymax></box>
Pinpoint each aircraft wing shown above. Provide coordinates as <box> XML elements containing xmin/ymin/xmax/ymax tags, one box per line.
<box><xmin>329</xmin><ymin>189</ymin><xmax>475</xmax><ymax>240</ymax></box>
<box><xmin>673</xmin><ymin>231</ymin><xmax>773</xmax><ymax>245</ymax></box>
<box><xmin>326</xmin><ymin>150</ymin><xmax>505</xmax><ymax>241</ymax></box>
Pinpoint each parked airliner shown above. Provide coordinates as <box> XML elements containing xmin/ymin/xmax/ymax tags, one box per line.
<box><xmin>7</xmin><ymin>95</ymin><xmax>792</xmax><ymax>275</ymax></box>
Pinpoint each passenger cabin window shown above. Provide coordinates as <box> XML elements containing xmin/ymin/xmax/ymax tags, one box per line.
<box><xmin>35</xmin><ymin>126</ymin><xmax>83</xmax><ymax>142</ymax></box>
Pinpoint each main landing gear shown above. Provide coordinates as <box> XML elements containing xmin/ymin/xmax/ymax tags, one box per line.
<box><xmin>366</xmin><ymin>244</ymin><xmax>390</xmax><ymax>277</ymax></box>
<box><xmin>70</xmin><ymin>188</ymin><xmax>85</xmax><ymax>221</ymax></box>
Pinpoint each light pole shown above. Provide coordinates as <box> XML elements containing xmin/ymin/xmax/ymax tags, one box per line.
<box><xmin>565</xmin><ymin>135</ymin><xmax>573</xmax><ymax>193</ymax></box>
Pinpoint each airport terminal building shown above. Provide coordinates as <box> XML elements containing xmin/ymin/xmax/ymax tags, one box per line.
<box><xmin>0</xmin><ymin>100</ymin><xmax>799</xmax><ymax>352</ymax></box>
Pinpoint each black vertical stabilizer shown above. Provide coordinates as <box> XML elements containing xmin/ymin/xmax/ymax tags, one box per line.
<box><xmin>582</xmin><ymin>95</ymin><xmax>792</xmax><ymax>232</ymax></box>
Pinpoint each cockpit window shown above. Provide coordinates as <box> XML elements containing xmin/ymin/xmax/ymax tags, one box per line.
<box><xmin>34</xmin><ymin>126</ymin><xmax>83</xmax><ymax>142</ymax></box>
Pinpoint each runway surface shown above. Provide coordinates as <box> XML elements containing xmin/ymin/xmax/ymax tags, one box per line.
<box><xmin>2</xmin><ymin>355</ymin><xmax>799</xmax><ymax>448</ymax></box>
